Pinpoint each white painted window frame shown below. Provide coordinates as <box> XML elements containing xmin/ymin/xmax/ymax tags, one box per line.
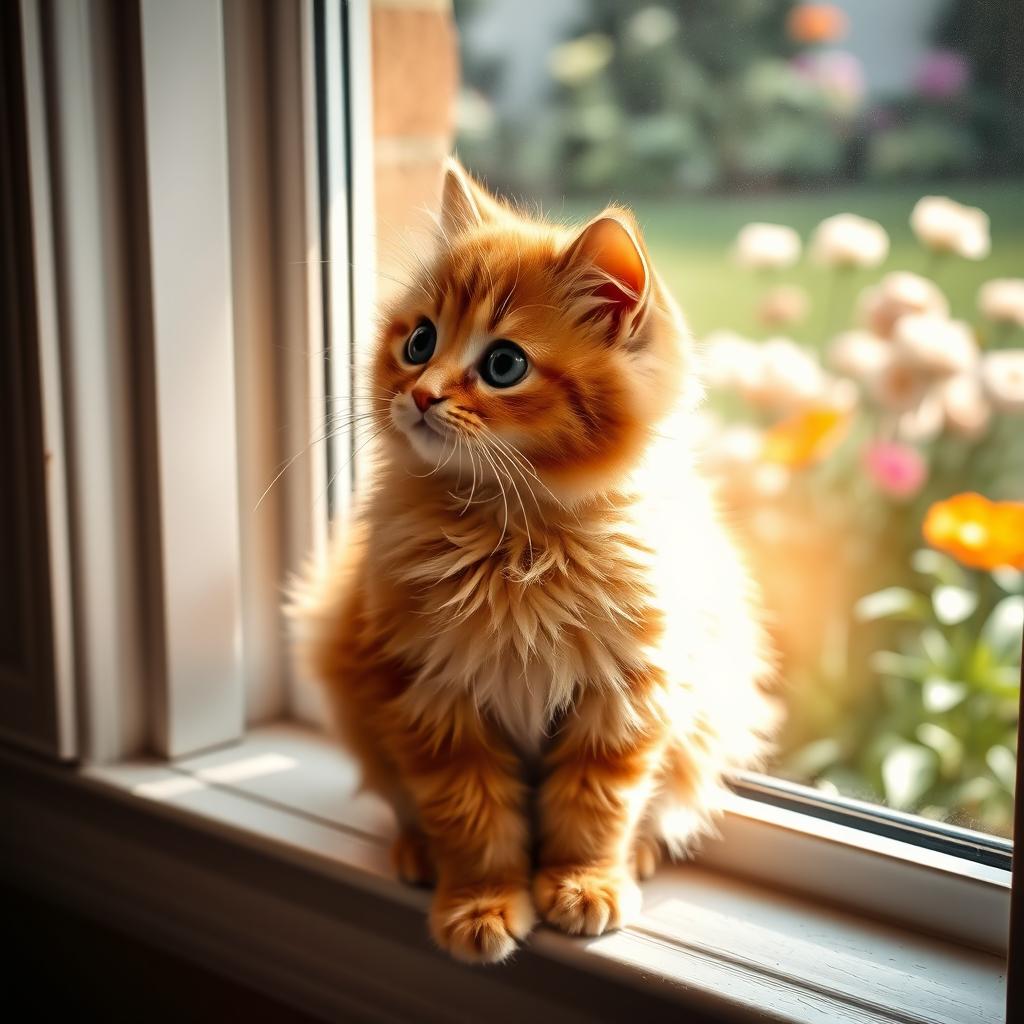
<box><xmin>6</xmin><ymin>0</ymin><xmax>1016</xmax><ymax>1015</ymax></box>
<box><xmin>18</xmin><ymin>0</ymin><xmax>329</xmax><ymax>760</ymax></box>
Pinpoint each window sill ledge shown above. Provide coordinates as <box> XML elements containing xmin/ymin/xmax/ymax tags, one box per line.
<box><xmin>0</xmin><ymin>723</ymin><xmax>1006</xmax><ymax>1024</ymax></box>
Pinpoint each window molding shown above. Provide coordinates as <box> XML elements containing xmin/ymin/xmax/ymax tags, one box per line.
<box><xmin>24</xmin><ymin>0</ymin><xmax>156</xmax><ymax>762</ymax></box>
<box><xmin>0</xmin><ymin>0</ymin><xmax>74</xmax><ymax>759</ymax></box>
<box><xmin>315</xmin><ymin>0</ymin><xmax>376</xmax><ymax>524</ymax></box>
<box><xmin>19</xmin><ymin>0</ymin><xmax>328</xmax><ymax>757</ymax></box>
<box><xmin>137</xmin><ymin>0</ymin><xmax>244</xmax><ymax>758</ymax></box>
<box><xmin>704</xmin><ymin>786</ymin><xmax>1009</xmax><ymax>957</ymax></box>
<box><xmin>222</xmin><ymin>0</ymin><xmax>326</xmax><ymax>725</ymax></box>
<box><xmin>730</xmin><ymin>773</ymin><xmax>1012</xmax><ymax>871</ymax></box>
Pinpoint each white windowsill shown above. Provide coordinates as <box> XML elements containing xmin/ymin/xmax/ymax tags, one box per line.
<box><xmin>3</xmin><ymin>722</ymin><xmax>1006</xmax><ymax>1023</ymax></box>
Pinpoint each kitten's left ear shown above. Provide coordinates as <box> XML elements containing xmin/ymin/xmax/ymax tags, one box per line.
<box><xmin>439</xmin><ymin>157</ymin><xmax>503</xmax><ymax>237</ymax></box>
<box><xmin>562</xmin><ymin>211</ymin><xmax>651</xmax><ymax>338</ymax></box>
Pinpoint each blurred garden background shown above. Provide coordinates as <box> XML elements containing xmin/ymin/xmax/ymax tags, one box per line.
<box><xmin>452</xmin><ymin>0</ymin><xmax>1023</xmax><ymax>835</ymax></box>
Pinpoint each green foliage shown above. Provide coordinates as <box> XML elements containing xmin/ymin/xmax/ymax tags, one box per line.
<box><xmin>781</xmin><ymin>557</ymin><xmax>1021</xmax><ymax>834</ymax></box>
<box><xmin>457</xmin><ymin>0</ymin><xmax>858</xmax><ymax>197</ymax></box>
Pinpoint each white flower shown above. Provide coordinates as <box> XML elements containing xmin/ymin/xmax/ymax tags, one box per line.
<box><xmin>910</xmin><ymin>196</ymin><xmax>990</xmax><ymax>260</ymax></box>
<box><xmin>897</xmin><ymin>392</ymin><xmax>944</xmax><ymax>443</ymax></box>
<box><xmin>702</xmin><ymin>426</ymin><xmax>791</xmax><ymax>503</ymax></box>
<box><xmin>751</xmin><ymin>463</ymin><xmax>791</xmax><ymax>498</ymax></box>
<box><xmin>703</xmin><ymin>424</ymin><xmax>762</xmax><ymax>465</ymax></box>
<box><xmin>824</xmin><ymin>376</ymin><xmax>860</xmax><ymax>413</ymax></box>
<box><xmin>757</xmin><ymin>285</ymin><xmax>809</xmax><ymax>327</ymax></box>
<box><xmin>810</xmin><ymin>213</ymin><xmax>889</xmax><ymax>268</ymax></box>
<box><xmin>734</xmin><ymin>223</ymin><xmax>801</xmax><ymax>270</ymax></box>
<box><xmin>867</xmin><ymin>355</ymin><xmax>929</xmax><ymax>411</ymax></box>
<box><xmin>745</xmin><ymin>337</ymin><xmax>827</xmax><ymax>408</ymax></box>
<box><xmin>700</xmin><ymin>331</ymin><xmax>760</xmax><ymax>390</ymax></box>
<box><xmin>892</xmin><ymin>314</ymin><xmax>977</xmax><ymax>377</ymax></box>
<box><xmin>939</xmin><ymin>374</ymin><xmax>991</xmax><ymax>439</ymax></box>
<box><xmin>980</xmin><ymin>350</ymin><xmax>1024</xmax><ymax>413</ymax></box>
<box><xmin>858</xmin><ymin>271</ymin><xmax>948</xmax><ymax>338</ymax></box>
<box><xmin>978</xmin><ymin>279</ymin><xmax>1024</xmax><ymax>326</ymax></box>
<box><xmin>828</xmin><ymin>330</ymin><xmax>891</xmax><ymax>381</ymax></box>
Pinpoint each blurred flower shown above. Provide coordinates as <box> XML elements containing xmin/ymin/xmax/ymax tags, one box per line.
<box><xmin>626</xmin><ymin>6</ymin><xmax>679</xmax><ymax>49</ymax></box>
<box><xmin>892</xmin><ymin>314</ymin><xmax>977</xmax><ymax>377</ymax></box>
<box><xmin>978</xmin><ymin>279</ymin><xmax>1024</xmax><ymax>326</ymax></box>
<box><xmin>910</xmin><ymin>196</ymin><xmax>990</xmax><ymax>260</ymax></box>
<box><xmin>823</xmin><ymin>376</ymin><xmax>860</xmax><ymax>413</ymax></box>
<box><xmin>914</xmin><ymin>50</ymin><xmax>970</xmax><ymax>100</ymax></box>
<box><xmin>701</xmin><ymin>423</ymin><xmax>762</xmax><ymax>472</ymax></box>
<box><xmin>858</xmin><ymin>271</ymin><xmax>949</xmax><ymax>338</ymax></box>
<box><xmin>867</xmin><ymin>355</ymin><xmax>929</xmax><ymax>411</ymax></box>
<box><xmin>787</xmin><ymin>3</ymin><xmax>848</xmax><ymax>44</ymax></box>
<box><xmin>548</xmin><ymin>34</ymin><xmax>614</xmax><ymax>85</ymax></box>
<box><xmin>828</xmin><ymin>330</ymin><xmax>890</xmax><ymax>380</ymax></box>
<box><xmin>939</xmin><ymin>373</ymin><xmax>991</xmax><ymax>439</ymax></box>
<box><xmin>980</xmin><ymin>350</ymin><xmax>1024</xmax><ymax>412</ymax></box>
<box><xmin>863</xmin><ymin>441</ymin><xmax>927</xmax><ymax>501</ymax></box>
<box><xmin>791</xmin><ymin>50</ymin><xmax>865</xmax><ymax>115</ymax></box>
<box><xmin>762</xmin><ymin>406</ymin><xmax>850</xmax><ymax>468</ymax></box>
<box><xmin>924</xmin><ymin>493</ymin><xmax>1024</xmax><ymax>571</ymax></box>
<box><xmin>811</xmin><ymin>213</ymin><xmax>889</xmax><ymax>268</ymax></box>
<box><xmin>751</xmin><ymin>463</ymin><xmax>792</xmax><ymax>498</ymax></box>
<box><xmin>746</xmin><ymin>337</ymin><xmax>828</xmax><ymax>409</ymax></box>
<box><xmin>897</xmin><ymin>391</ymin><xmax>944</xmax><ymax>443</ymax></box>
<box><xmin>703</xmin><ymin>426</ymin><xmax>791</xmax><ymax>501</ymax></box>
<box><xmin>734</xmin><ymin>223</ymin><xmax>802</xmax><ymax>270</ymax></box>
<box><xmin>757</xmin><ymin>285</ymin><xmax>810</xmax><ymax>327</ymax></box>
<box><xmin>699</xmin><ymin>331</ymin><xmax>759</xmax><ymax>391</ymax></box>
<box><xmin>456</xmin><ymin>89</ymin><xmax>496</xmax><ymax>139</ymax></box>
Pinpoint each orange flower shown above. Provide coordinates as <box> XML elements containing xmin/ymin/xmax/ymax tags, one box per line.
<box><xmin>787</xmin><ymin>4</ymin><xmax>848</xmax><ymax>44</ymax></box>
<box><xmin>923</xmin><ymin>493</ymin><xmax>1024</xmax><ymax>571</ymax></box>
<box><xmin>762</xmin><ymin>406</ymin><xmax>850</xmax><ymax>468</ymax></box>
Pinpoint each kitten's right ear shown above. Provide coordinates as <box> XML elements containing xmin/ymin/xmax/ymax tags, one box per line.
<box><xmin>439</xmin><ymin>158</ymin><xmax>500</xmax><ymax>237</ymax></box>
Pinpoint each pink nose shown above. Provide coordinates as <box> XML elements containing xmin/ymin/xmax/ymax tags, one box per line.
<box><xmin>412</xmin><ymin>388</ymin><xmax>442</xmax><ymax>413</ymax></box>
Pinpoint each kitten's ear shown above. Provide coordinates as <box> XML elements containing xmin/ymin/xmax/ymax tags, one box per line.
<box><xmin>439</xmin><ymin>157</ymin><xmax>501</xmax><ymax>237</ymax></box>
<box><xmin>562</xmin><ymin>211</ymin><xmax>650</xmax><ymax>337</ymax></box>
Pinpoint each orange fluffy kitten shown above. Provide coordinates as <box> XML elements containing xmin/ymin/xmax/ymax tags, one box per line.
<box><xmin>290</xmin><ymin>159</ymin><xmax>776</xmax><ymax>963</ymax></box>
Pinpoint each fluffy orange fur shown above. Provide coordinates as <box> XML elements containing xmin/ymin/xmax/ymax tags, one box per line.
<box><xmin>290</xmin><ymin>159</ymin><xmax>777</xmax><ymax>963</ymax></box>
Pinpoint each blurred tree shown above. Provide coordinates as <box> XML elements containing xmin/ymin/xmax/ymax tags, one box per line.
<box><xmin>545</xmin><ymin>0</ymin><xmax>854</xmax><ymax>195</ymax></box>
<box><xmin>934</xmin><ymin>0</ymin><xmax>1024</xmax><ymax>174</ymax></box>
<box><xmin>457</xmin><ymin>0</ymin><xmax>857</xmax><ymax>197</ymax></box>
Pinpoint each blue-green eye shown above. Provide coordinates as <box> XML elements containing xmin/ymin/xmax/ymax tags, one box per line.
<box><xmin>404</xmin><ymin>320</ymin><xmax>436</xmax><ymax>365</ymax></box>
<box><xmin>481</xmin><ymin>341</ymin><xmax>528</xmax><ymax>388</ymax></box>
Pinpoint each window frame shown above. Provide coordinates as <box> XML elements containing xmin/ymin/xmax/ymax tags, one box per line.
<box><xmin>6</xmin><ymin>0</ymin><xmax>1019</xmax><ymax>1012</ymax></box>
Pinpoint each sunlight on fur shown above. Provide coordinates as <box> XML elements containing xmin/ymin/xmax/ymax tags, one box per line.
<box><xmin>288</xmin><ymin>159</ymin><xmax>779</xmax><ymax>964</ymax></box>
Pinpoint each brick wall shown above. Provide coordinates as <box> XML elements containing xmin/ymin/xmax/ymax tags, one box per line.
<box><xmin>370</xmin><ymin>0</ymin><xmax>458</xmax><ymax>303</ymax></box>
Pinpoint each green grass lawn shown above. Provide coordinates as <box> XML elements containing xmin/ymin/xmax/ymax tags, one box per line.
<box><xmin>566</xmin><ymin>179</ymin><xmax>1024</xmax><ymax>341</ymax></box>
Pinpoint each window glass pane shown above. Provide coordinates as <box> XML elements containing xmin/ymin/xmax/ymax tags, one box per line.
<box><xmin>450</xmin><ymin>0</ymin><xmax>1021</xmax><ymax>837</ymax></box>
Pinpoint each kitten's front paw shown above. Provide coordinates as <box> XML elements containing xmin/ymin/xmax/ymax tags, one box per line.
<box><xmin>430</xmin><ymin>883</ymin><xmax>536</xmax><ymax>964</ymax></box>
<box><xmin>534</xmin><ymin>864</ymin><xmax>641</xmax><ymax>937</ymax></box>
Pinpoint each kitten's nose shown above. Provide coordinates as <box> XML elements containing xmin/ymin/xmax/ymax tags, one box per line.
<box><xmin>412</xmin><ymin>388</ymin><xmax>443</xmax><ymax>413</ymax></box>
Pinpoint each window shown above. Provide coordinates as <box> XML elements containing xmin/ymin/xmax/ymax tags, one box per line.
<box><xmin>446</xmin><ymin>0</ymin><xmax>1023</xmax><ymax>846</ymax></box>
<box><xmin>3</xmin><ymin>0</ymin><xmax>1018</xmax><ymax>1018</ymax></box>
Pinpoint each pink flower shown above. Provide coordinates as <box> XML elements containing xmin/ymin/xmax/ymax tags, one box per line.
<box><xmin>863</xmin><ymin>441</ymin><xmax>927</xmax><ymax>501</ymax></box>
<box><xmin>914</xmin><ymin>50</ymin><xmax>969</xmax><ymax>100</ymax></box>
<box><xmin>792</xmin><ymin>49</ymin><xmax>865</xmax><ymax>115</ymax></box>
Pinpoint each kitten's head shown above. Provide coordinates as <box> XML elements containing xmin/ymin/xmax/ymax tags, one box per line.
<box><xmin>373</xmin><ymin>159</ymin><xmax>691</xmax><ymax>504</ymax></box>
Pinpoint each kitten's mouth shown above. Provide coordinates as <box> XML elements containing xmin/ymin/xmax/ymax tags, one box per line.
<box><xmin>410</xmin><ymin>415</ymin><xmax>447</xmax><ymax>439</ymax></box>
<box><xmin>400</xmin><ymin>412</ymin><xmax>457</xmax><ymax>463</ymax></box>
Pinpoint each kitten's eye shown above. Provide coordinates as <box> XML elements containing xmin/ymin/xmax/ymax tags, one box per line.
<box><xmin>404</xmin><ymin>320</ymin><xmax>437</xmax><ymax>365</ymax></box>
<box><xmin>481</xmin><ymin>341</ymin><xmax>528</xmax><ymax>388</ymax></box>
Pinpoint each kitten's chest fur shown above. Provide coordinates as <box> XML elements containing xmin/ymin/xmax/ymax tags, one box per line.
<box><xmin>371</xmin><ymin>490</ymin><xmax>658</xmax><ymax>752</ymax></box>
